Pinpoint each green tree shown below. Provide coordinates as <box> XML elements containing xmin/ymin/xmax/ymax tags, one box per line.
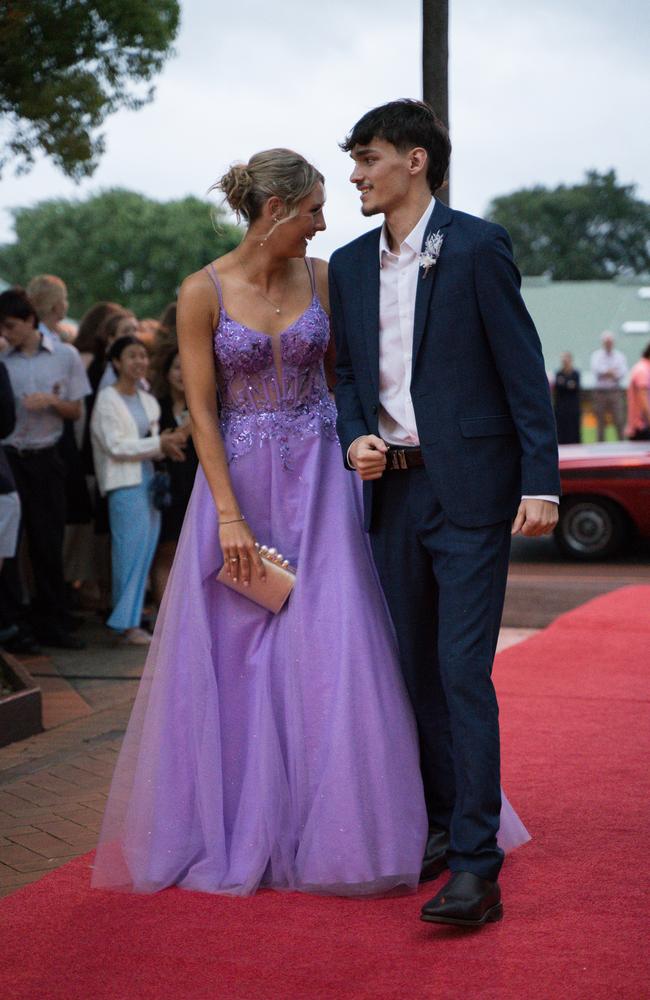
<box><xmin>0</xmin><ymin>1</ymin><xmax>180</xmax><ymax>179</ymax></box>
<box><xmin>0</xmin><ymin>189</ymin><xmax>242</xmax><ymax>317</ymax></box>
<box><xmin>487</xmin><ymin>170</ymin><xmax>650</xmax><ymax>279</ymax></box>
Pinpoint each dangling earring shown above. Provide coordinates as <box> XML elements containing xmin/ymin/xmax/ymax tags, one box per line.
<box><xmin>259</xmin><ymin>214</ymin><xmax>280</xmax><ymax>247</ymax></box>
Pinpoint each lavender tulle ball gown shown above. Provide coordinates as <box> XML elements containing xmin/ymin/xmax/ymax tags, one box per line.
<box><xmin>92</xmin><ymin>260</ymin><xmax>529</xmax><ymax>897</ymax></box>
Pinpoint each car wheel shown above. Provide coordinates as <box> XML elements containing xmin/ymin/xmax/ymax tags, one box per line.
<box><xmin>554</xmin><ymin>496</ymin><xmax>629</xmax><ymax>560</ymax></box>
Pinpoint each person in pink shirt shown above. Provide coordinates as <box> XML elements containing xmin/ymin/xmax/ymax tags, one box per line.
<box><xmin>625</xmin><ymin>344</ymin><xmax>650</xmax><ymax>440</ymax></box>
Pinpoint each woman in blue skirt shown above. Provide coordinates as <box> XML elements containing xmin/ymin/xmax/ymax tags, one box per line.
<box><xmin>91</xmin><ymin>336</ymin><xmax>185</xmax><ymax>645</ymax></box>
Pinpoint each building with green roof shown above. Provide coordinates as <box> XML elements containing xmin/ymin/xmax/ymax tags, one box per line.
<box><xmin>521</xmin><ymin>278</ymin><xmax>650</xmax><ymax>386</ymax></box>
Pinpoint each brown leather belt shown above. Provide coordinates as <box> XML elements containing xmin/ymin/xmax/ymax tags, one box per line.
<box><xmin>385</xmin><ymin>446</ymin><xmax>425</xmax><ymax>471</ymax></box>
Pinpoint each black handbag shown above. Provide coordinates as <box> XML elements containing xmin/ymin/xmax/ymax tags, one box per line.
<box><xmin>149</xmin><ymin>469</ymin><xmax>172</xmax><ymax>510</ymax></box>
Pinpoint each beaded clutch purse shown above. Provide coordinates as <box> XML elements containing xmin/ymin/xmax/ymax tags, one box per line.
<box><xmin>216</xmin><ymin>543</ymin><xmax>296</xmax><ymax>614</ymax></box>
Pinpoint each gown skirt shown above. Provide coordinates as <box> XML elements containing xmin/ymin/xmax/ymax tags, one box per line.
<box><xmin>92</xmin><ymin>427</ymin><xmax>529</xmax><ymax>897</ymax></box>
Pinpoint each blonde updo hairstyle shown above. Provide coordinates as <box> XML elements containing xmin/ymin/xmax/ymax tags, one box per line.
<box><xmin>212</xmin><ymin>148</ymin><xmax>324</xmax><ymax>238</ymax></box>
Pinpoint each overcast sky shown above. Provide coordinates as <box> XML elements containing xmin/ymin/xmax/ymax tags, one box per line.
<box><xmin>1</xmin><ymin>0</ymin><xmax>648</xmax><ymax>259</ymax></box>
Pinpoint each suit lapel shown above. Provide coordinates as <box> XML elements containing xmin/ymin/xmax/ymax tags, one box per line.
<box><xmin>411</xmin><ymin>200</ymin><xmax>454</xmax><ymax>374</ymax></box>
<box><xmin>361</xmin><ymin>230</ymin><xmax>381</xmax><ymax>396</ymax></box>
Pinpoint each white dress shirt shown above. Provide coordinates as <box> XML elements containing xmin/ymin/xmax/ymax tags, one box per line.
<box><xmin>38</xmin><ymin>321</ymin><xmax>61</xmax><ymax>342</ymax></box>
<box><xmin>1</xmin><ymin>330</ymin><xmax>90</xmax><ymax>450</ymax></box>
<box><xmin>590</xmin><ymin>347</ymin><xmax>628</xmax><ymax>388</ymax></box>
<box><xmin>350</xmin><ymin>198</ymin><xmax>558</xmax><ymax>504</ymax></box>
<box><xmin>377</xmin><ymin>198</ymin><xmax>434</xmax><ymax>445</ymax></box>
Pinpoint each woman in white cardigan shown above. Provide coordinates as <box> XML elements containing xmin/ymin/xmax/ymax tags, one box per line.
<box><xmin>91</xmin><ymin>336</ymin><xmax>185</xmax><ymax>644</ymax></box>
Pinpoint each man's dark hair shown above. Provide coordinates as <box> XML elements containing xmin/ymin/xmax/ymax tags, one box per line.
<box><xmin>340</xmin><ymin>99</ymin><xmax>451</xmax><ymax>194</ymax></box>
<box><xmin>0</xmin><ymin>287</ymin><xmax>37</xmax><ymax>325</ymax></box>
<box><xmin>642</xmin><ymin>342</ymin><xmax>650</xmax><ymax>360</ymax></box>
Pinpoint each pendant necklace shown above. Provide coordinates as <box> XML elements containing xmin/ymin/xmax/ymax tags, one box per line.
<box><xmin>238</xmin><ymin>258</ymin><xmax>283</xmax><ymax>315</ymax></box>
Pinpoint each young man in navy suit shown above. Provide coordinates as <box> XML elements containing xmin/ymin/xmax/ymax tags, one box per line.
<box><xmin>330</xmin><ymin>100</ymin><xmax>560</xmax><ymax>927</ymax></box>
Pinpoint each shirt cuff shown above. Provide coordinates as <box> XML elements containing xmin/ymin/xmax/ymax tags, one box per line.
<box><xmin>521</xmin><ymin>495</ymin><xmax>559</xmax><ymax>504</ymax></box>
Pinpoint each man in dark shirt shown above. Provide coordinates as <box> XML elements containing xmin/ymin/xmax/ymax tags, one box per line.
<box><xmin>0</xmin><ymin>360</ymin><xmax>23</xmax><ymax>646</ymax></box>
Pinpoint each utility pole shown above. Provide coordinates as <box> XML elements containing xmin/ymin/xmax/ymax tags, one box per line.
<box><xmin>422</xmin><ymin>0</ymin><xmax>450</xmax><ymax>204</ymax></box>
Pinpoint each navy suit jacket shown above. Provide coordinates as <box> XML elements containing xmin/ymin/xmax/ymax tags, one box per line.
<box><xmin>329</xmin><ymin>200</ymin><xmax>561</xmax><ymax>530</ymax></box>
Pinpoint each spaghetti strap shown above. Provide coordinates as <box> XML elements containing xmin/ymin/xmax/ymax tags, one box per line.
<box><xmin>204</xmin><ymin>263</ymin><xmax>224</xmax><ymax>308</ymax></box>
<box><xmin>305</xmin><ymin>257</ymin><xmax>316</xmax><ymax>295</ymax></box>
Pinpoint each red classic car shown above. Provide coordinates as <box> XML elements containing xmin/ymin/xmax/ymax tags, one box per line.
<box><xmin>556</xmin><ymin>442</ymin><xmax>650</xmax><ymax>559</ymax></box>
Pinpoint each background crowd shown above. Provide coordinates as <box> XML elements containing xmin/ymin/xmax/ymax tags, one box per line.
<box><xmin>551</xmin><ymin>331</ymin><xmax>650</xmax><ymax>444</ymax></box>
<box><xmin>0</xmin><ymin>273</ymin><xmax>649</xmax><ymax>656</ymax></box>
<box><xmin>0</xmin><ymin>275</ymin><xmax>197</xmax><ymax>655</ymax></box>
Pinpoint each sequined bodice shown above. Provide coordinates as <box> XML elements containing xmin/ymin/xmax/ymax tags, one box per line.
<box><xmin>214</xmin><ymin>293</ymin><xmax>337</xmax><ymax>467</ymax></box>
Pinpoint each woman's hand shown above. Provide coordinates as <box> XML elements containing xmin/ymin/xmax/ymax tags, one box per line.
<box><xmin>160</xmin><ymin>428</ymin><xmax>186</xmax><ymax>461</ymax></box>
<box><xmin>219</xmin><ymin>518</ymin><xmax>266</xmax><ymax>586</ymax></box>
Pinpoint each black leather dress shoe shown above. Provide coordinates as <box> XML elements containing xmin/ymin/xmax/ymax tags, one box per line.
<box><xmin>0</xmin><ymin>624</ymin><xmax>20</xmax><ymax>644</ymax></box>
<box><xmin>419</xmin><ymin>828</ymin><xmax>450</xmax><ymax>883</ymax></box>
<box><xmin>62</xmin><ymin>613</ymin><xmax>85</xmax><ymax>632</ymax></box>
<box><xmin>2</xmin><ymin>628</ymin><xmax>41</xmax><ymax>655</ymax></box>
<box><xmin>420</xmin><ymin>871</ymin><xmax>503</xmax><ymax>927</ymax></box>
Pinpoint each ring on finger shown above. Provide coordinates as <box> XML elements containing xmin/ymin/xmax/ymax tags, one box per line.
<box><xmin>229</xmin><ymin>557</ymin><xmax>239</xmax><ymax>563</ymax></box>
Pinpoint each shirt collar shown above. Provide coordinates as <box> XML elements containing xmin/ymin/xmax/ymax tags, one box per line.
<box><xmin>39</xmin><ymin>321</ymin><xmax>60</xmax><ymax>343</ymax></box>
<box><xmin>7</xmin><ymin>329</ymin><xmax>55</xmax><ymax>356</ymax></box>
<box><xmin>39</xmin><ymin>329</ymin><xmax>55</xmax><ymax>353</ymax></box>
<box><xmin>379</xmin><ymin>196</ymin><xmax>436</xmax><ymax>266</ymax></box>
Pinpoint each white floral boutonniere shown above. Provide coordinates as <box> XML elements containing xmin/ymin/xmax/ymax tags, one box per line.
<box><xmin>419</xmin><ymin>230</ymin><xmax>444</xmax><ymax>277</ymax></box>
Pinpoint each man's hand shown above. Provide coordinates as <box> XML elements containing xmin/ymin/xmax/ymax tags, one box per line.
<box><xmin>22</xmin><ymin>392</ymin><xmax>56</xmax><ymax>411</ymax></box>
<box><xmin>349</xmin><ymin>435</ymin><xmax>388</xmax><ymax>481</ymax></box>
<box><xmin>22</xmin><ymin>393</ymin><xmax>81</xmax><ymax>421</ymax></box>
<box><xmin>511</xmin><ymin>499</ymin><xmax>559</xmax><ymax>537</ymax></box>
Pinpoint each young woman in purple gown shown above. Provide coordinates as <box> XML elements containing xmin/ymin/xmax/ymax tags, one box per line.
<box><xmin>92</xmin><ymin>150</ymin><xmax>528</xmax><ymax>897</ymax></box>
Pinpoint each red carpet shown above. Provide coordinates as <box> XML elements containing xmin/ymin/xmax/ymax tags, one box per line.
<box><xmin>2</xmin><ymin>585</ymin><xmax>649</xmax><ymax>1000</ymax></box>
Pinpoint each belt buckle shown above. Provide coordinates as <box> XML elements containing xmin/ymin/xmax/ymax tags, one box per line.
<box><xmin>388</xmin><ymin>448</ymin><xmax>407</xmax><ymax>470</ymax></box>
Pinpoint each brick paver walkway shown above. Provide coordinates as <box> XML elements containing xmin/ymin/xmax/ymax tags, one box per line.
<box><xmin>0</xmin><ymin>694</ymin><xmax>133</xmax><ymax>896</ymax></box>
<box><xmin>0</xmin><ymin>620</ymin><xmax>536</xmax><ymax>899</ymax></box>
<box><xmin>0</xmin><ymin>614</ymin><xmax>141</xmax><ymax>897</ymax></box>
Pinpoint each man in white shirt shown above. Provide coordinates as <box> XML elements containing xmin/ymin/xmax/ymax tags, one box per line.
<box><xmin>0</xmin><ymin>286</ymin><xmax>90</xmax><ymax>649</ymax></box>
<box><xmin>330</xmin><ymin>100</ymin><xmax>560</xmax><ymax>928</ymax></box>
<box><xmin>590</xmin><ymin>331</ymin><xmax>628</xmax><ymax>440</ymax></box>
<box><xmin>26</xmin><ymin>273</ymin><xmax>70</xmax><ymax>342</ymax></box>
